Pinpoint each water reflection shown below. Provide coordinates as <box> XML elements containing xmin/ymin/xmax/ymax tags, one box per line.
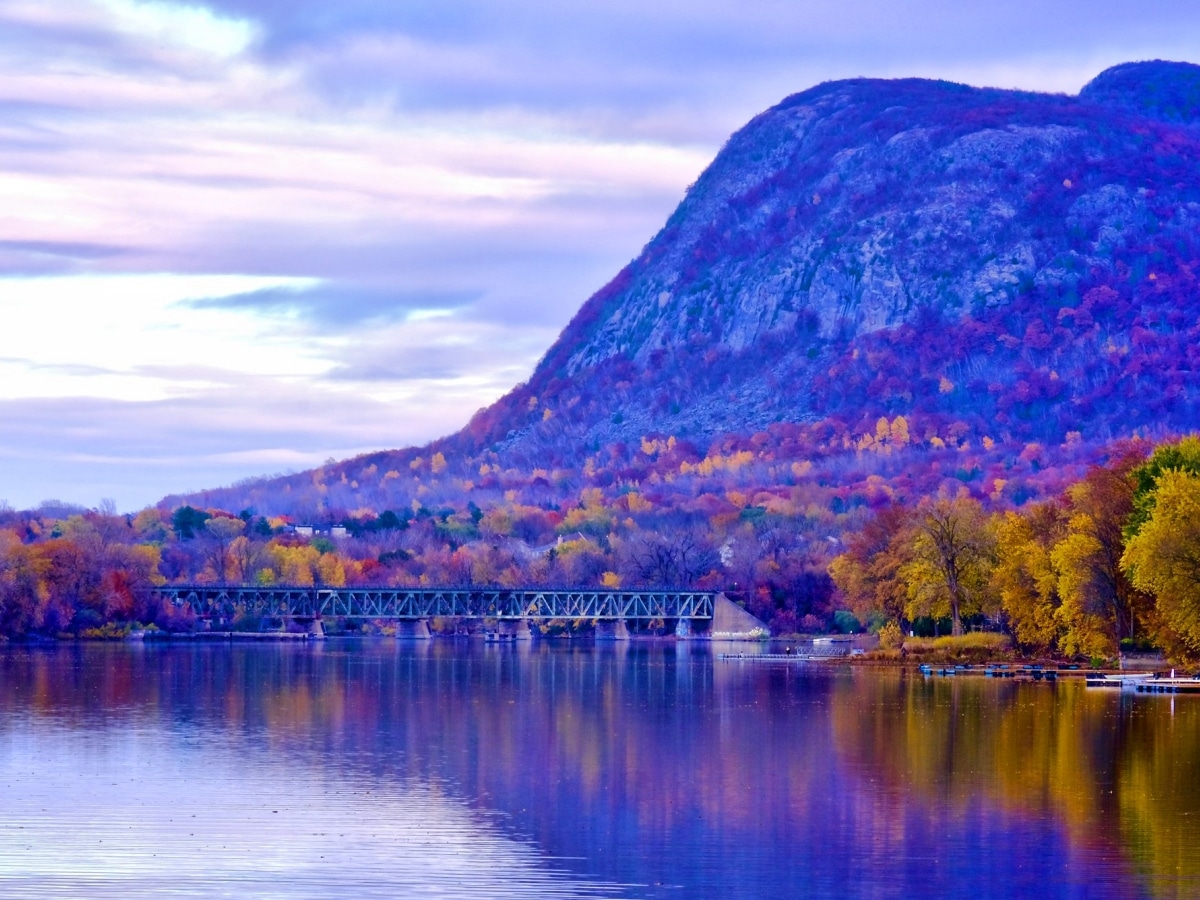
<box><xmin>830</xmin><ymin>671</ymin><xmax>1200</xmax><ymax>900</ymax></box>
<box><xmin>0</xmin><ymin>643</ymin><xmax>1197</xmax><ymax>898</ymax></box>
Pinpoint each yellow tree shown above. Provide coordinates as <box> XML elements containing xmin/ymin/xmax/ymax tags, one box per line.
<box><xmin>902</xmin><ymin>493</ymin><xmax>997</xmax><ymax>636</ymax></box>
<box><xmin>316</xmin><ymin>552</ymin><xmax>346</xmax><ymax>587</ymax></box>
<box><xmin>1127</xmin><ymin>434</ymin><xmax>1200</xmax><ymax>536</ymax></box>
<box><xmin>268</xmin><ymin>545</ymin><xmax>321</xmax><ymax>585</ymax></box>
<box><xmin>1122</xmin><ymin>469</ymin><xmax>1200</xmax><ymax>652</ymax></box>
<box><xmin>1051</xmin><ymin>459</ymin><xmax>1151</xmax><ymax>658</ymax></box>
<box><xmin>991</xmin><ymin>502</ymin><xmax>1067</xmax><ymax>652</ymax></box>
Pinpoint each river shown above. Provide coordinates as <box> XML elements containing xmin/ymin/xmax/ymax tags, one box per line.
<box><xmin>0</xmin><ymin>640</ymin><xmax>1197</xmax><ymax>898</ymax></box>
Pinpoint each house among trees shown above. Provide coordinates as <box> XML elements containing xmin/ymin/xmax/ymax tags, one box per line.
<box><xmin>291</xmin><ymin>524</ymin><xmax>349</xmax><ymax>539</ymax></box>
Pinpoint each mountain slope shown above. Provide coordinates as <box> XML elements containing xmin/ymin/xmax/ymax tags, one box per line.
<box><xmin>174</xmin><ymin>61</ymin><xmax>1200</xmax><ymax>518</ymax></box>
<box><xmin>457</xmin><ymin>61</ymin><xmax>1200</xmax><ymax>458</ymax></box>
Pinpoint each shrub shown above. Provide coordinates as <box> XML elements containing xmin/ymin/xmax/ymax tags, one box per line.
<box><xmin>931</xmin><ymin>632</ymin><xmax>1010</xmax><ymax>653</ymax></box>
<box><xmin>879</xmin><ymin>621</ymin><xmax>905</xmax><ymax>651</ymax></box>
<box><xmin>902</xmin><ymin>631</ymin><xmax>1012</xmax><ymax>661</ymax></box>
<box><xmin>78</xmin><ymin>622</ymin><xmax>134</xmax><ymax>640</ymax></box>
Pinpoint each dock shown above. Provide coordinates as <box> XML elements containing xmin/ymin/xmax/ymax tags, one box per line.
<box><xmin>142</xmin><ymin>631</ymin><xmax>316</xmax><ymax>642</ymax></box>
<box><xmin>920</xmin><ymin>664</ymin><xmax>1058</xmax><ymax>681</ymax></box>
<box><xmin>1122</xmin><ymin>676</ymin><xmax>1200</xmax><ymax>694</ymax></box>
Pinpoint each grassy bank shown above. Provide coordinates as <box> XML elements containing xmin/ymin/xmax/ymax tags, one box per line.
<box><xmin>866</xmin><ymin>632</ymin><xmax>1018</xmax><ymax>664</ymax></box>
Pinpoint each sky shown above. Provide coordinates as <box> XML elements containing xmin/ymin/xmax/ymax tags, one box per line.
<box><xmin>1</xmin><ymin>1</ymin><xmax>1199</xmax><ymax>512</ymax></box>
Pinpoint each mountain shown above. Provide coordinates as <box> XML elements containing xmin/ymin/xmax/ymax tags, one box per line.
<box><xmin>459</xmin><ymin>60</ymin><xmax>1200</xmax><ymax>456</ymax></box>
<box><xmin>174</xmin><ymin>61</ymin><xmax>1200</xmax><ymax>520</ymax></box>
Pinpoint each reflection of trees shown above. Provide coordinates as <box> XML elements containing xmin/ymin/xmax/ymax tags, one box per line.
<box><xmin>0</xmin><ymin>644</ymin><xmax>845</xmax><ymax>890</ymax></box>
<box><xmin>3</xmin><ymin>648</ymin><xmax>1200</xmax><ymax>896</ymax></box>
<box><xmin>830</xmin><ymin>673</ymin><xmax>1200</xmax><ymax>899</ymax></box>
<box><xmin>1116</xmin><ymin>699</ymin><xmax>1200</xmax><ymax>897</ymax></box>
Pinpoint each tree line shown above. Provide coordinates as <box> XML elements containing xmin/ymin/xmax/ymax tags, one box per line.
<box><xmin>829</xmin><ymin>436</ymin><xmax>1200</xmax><ymax>661</ymax></box>
<box><xmin>4</xmin><ymin>433</ymin><xmax>1200</xmax><ymax>654</ymax></box>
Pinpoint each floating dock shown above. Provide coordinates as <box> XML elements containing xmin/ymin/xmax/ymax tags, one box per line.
<box><xmin>142</xmin><ymin>631</ymin><xmax>316</xmax><ymax>642</ymax></box>
<box><xmin>1122</xmin><ymin>676</ymin><xmax>1200</xmax><ymax>695</ymax></box>
<box><xmin>920</xmin><ymin>664</ymin><xmax>1058</xmax><ymax>681</ymax></box>
<box><xmin>1085</xmin><ymin>673</ymin><xmax>1153</xmax><ymax>689</ymax></box>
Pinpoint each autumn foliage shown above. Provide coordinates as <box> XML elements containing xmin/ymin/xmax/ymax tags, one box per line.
<box><xmin>830</xmin><ymin>436</ymin><xmax>1200</xmax><ymax>662</ymax></box>
<box><xmin>1</xmin><ymin>433</ymin><xmax>1199</xmax><ymax>653</ymax></box>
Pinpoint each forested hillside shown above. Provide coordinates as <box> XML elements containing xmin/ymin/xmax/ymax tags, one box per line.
<box><xmin>5</xmin><ymin>435</ymin><xmax>1200</xmax><ymax>660</ymax></box>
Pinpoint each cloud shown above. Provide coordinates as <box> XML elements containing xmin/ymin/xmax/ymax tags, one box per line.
<box><xmin>195</xmin><ymin>1</ymin><xmax>1200</xmax><ymax>135</ymax></box>
<box><xmin>186</xmin><ymin>282</ymin><xmax>481</xmax><ymax>326</ymax></box>
<box><xmin>97</xmin><ymin>0</ymin><xmax>259</xmax><ymax>59</ymax></box>
<box><xmin>0</xmin><ymin>381</ymin><xmax>461</xmax><ymax>510</ymax></box>
<box><xmin>0</xmin><ymin>239</ymin><xmax>126</xmax><ymax>258</ymax></box>
<box><xmin>0</xmin><ymin>274</ymin><xmax>322</xmax><ymax>403</ymax></box>
<box><xmin>0</xmin><ymin>357</ymin><xmax>121</xmax><ymax>377</ymax></box>
<box><xmin>322</xmin><ymin>316</ymin><xmax>555</xmax><ymax>386</ymax></box>
<box><xmin>0</xmin><ymin>239</ymin><xmax>132</xmax><ymax>275</ymax></box>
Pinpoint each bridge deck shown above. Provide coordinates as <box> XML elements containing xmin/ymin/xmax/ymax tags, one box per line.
<box><xmin>155</xmin><ymin>585</ymin><xmax>716</xmax><ymax>621</ymax></box>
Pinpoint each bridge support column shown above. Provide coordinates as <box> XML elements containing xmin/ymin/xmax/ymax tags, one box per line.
<box><xmin>709</xmin><ymin>593</ymin><xmax>770</xmax><ymax>639</ymax></box>
<box><xmin>595</xmin><ymin>619</ymin><xmax>630</xmax><ymax>641</ymax></box>
<box><xmin>307</xmin><ymin>618</ymin><xmax>326</xmax><ymax>638</ymax></box>
<box><xmin>396</xmin><ymin>619</ymin><xmax>432</xmax><ymax>640</ymax></box>
<box><xmin>499</xmin><ymin>618</ymin><xmax>532</xmax><ymax>641</ymax></box>
<box><xmin>675</xmin><ymin>618</ymin><xmax>692</xmax><ymax>638</ymax></box>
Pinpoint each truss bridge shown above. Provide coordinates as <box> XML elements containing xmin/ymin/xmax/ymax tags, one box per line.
<box><xmin>154</xmin><ymin>584</ymin><xmax>716</xmax><ymax>625</ymax></box>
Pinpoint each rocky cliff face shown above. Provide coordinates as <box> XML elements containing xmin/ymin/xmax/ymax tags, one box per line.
<box><xmin>454</xmin><ymin>60</ymin><xmax>1200</xmax><ymax>459</ymax></box>
<box><xmin>555</xmin><ymin>63</ymin><xmax>1199</xmax><ymax>370</ymax></box>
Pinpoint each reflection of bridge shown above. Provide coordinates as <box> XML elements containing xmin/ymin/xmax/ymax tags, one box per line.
<box><xmin>154</xmin><ymin>585</ymin><xmax>718</xmax><ymax>637</ymax></box>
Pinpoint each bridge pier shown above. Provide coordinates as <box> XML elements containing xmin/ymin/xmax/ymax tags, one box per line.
<box><xmin>307</xmin><ymin>618</ymin><xmax>326</xmax><ymax>639</ymax></box>
<box><xmin>675</xmin><ymin>618</ymin><xmax>692</xmax><ymax>638</ymax></box>
<box><xmin>594</xmin><ymin>619</ymin><xmax>630</xmax><ymax>641</ymax></box>
<box><xmin>498</xmin><ymin>618</ymin><xmax>532</xmax><ymax>641</ymax></box>
<box><xmin>709</xmin><ymin>593</ymin><xmax>769</xmax><ymax>639</ymax></box>
<box><xmin>396</xmin><ymin>619</ymin><xmax>432</xmax><ymax>640</ymax></box>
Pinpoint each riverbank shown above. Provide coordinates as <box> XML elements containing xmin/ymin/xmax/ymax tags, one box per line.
<box><xmin>2</xmin><ymin>628</ymin><xmax>1183</xmax><ymax>672</ymax></box>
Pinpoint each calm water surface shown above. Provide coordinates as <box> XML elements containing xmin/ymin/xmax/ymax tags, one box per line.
<box><xmin>1</xmin><ymin>641</ymin><xmax>1198</xmax><ymax>898</ymax></box>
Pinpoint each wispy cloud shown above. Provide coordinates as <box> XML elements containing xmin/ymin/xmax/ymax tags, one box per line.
<box><xmin>186</xmin><ymin>282</ymin><xmax>481</xmax><ymax>326</ymax></box>
<box><xmin>0</xmin><ymin>239</ymin><xmax>126</xmax><ymax>258</ymax></box>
